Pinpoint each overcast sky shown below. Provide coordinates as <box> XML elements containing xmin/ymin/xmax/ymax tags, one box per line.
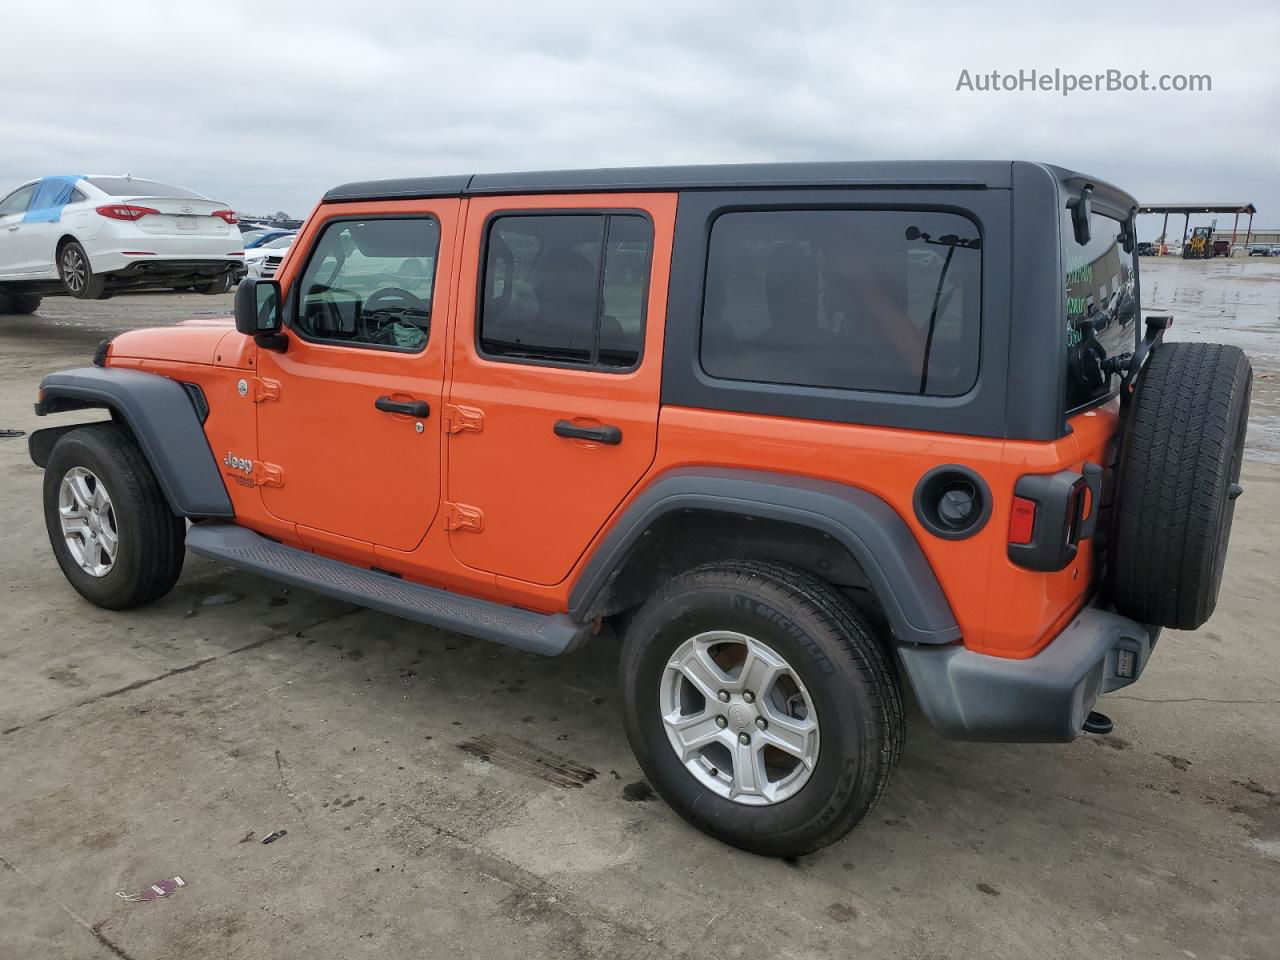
<box><xmin>3</xmin><ymin>1</ymin><xmax>1277</xmax><ymax>238</ymax></box>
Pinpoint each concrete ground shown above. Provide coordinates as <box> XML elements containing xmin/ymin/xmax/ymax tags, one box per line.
<box><xmin>2</xmin><ymin>263</ymin><xmax>1278</xmax><ymax>960</ymax></box>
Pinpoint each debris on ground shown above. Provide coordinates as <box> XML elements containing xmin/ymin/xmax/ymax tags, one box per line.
<box><xmin>261</xmin><ymin>829</ymin><xmax>288</xmax><ymax>844</ymax></box>
<box><xmin>116</xmin><ymin>876</ymin><xmax>186</xmax><ymax>902</ymax></box>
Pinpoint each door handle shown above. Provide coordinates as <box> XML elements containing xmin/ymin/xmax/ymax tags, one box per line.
<box><xmin>554</xmin><ymin>420</ymin><xmax>622</xmax><ymax>445</ymax></box>
<box><xmin>375</xmin><ymin>396</ymin><xmax>430</xmax><ymax>417</ymax></box>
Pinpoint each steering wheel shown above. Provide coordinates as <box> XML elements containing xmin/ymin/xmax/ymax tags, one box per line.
<box><xmin>364</xmin><ymin>286</ymin><xmax>429</xmax><ymax>316</ymax></box>
<box><xmin>359</xmin><ymin>286</ymin><xmax>430</xmax><ymax>344</ymax></box>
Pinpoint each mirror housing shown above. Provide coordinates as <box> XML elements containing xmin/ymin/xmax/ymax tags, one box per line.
<box><xmin>1067</xmin><ymin>185</ymin><xmax>1094</xmax><ymax>246</ymax></box>
<box><xmin>234</xmin><ymin>278</ymin><xmax>283</xmax><ymax>337</ymax></box>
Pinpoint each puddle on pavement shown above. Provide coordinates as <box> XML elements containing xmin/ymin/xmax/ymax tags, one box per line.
<box><xmin>1142</xmin><ymin>258</ymin><xmax>1280</xmax><ymax>463</ymax></box>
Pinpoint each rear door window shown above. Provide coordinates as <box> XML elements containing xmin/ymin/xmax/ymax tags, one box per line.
<box><xmin>700</xmin><ymin>209</ymin><xmax>982</xmax><ymax>396</ymax></box>
<box><xmin>1062</xmin><ymin>208</ymin><xmax>1139</xmax><ymax>412</ymax></box>
<box><xmin>479</xmin><ymin>213</ymin><xmax>651</xmax><ymax>370</ymax></box>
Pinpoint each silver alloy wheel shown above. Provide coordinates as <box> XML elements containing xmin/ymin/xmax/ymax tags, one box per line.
<box><xmin>61</xmin><ymin>246</ymin><xmax>87</xmax><ymax>294</ymax></box>
<box><xmin>58</xmin><ymin>467</ymin><xmax>118</xmax><ymax>577</ymax></box>
<box><xmin>660</xmin><ymin>630</ymin><xmax>820</xmax><ymax>806</ymax></box>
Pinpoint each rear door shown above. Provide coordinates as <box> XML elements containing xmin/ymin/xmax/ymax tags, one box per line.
<box><xmin>445</xmin><ymin>193</ymin><xmax>675</xmax><ymax>585</ymax></box>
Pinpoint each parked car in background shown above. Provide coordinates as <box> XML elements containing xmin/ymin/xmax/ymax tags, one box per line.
<box><xmin>1136</xmin><ymin>241</ymin><xmax>1157</xmax><ymax>256</ymax></box>
<box><xmin>0</xmin><ymin>176</ymin><xmax>244</xmax><ymax>312</ymax></box>
<box><xmin>1271</xmin><ymin>244</ymin><xmax>1280</xmax><ymax>257</ymax></box>
<box><xmin>1212</xmin><ymin>239</ymin><xmax>1232</xmax><ymax>258</ymax></box>
<box><xmin>245</xmin><ymin>230</ymin><xmax>295</xmax><ymax>249</ymax></box>
<box><xmin>244</xmin><ymin>233</ymin><xmax>294</xmax><ymax>279</ymax></box>
<box><xmin>1249</xmin><ymin>244</ymin><xmax>1271</xmax><ymax>256</ymax></box>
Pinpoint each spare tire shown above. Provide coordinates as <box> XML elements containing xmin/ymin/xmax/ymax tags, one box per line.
<box><xmin>1109</xmin><ymin>341</ymin><xmax>1252</xmax><ymax>629</ymax></box>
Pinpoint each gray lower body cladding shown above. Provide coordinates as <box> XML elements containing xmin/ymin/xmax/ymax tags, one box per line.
<box><xmin>185</xmin><ymin>522</ymin><xmax>587</xmax><ymax>656</ymax></box>
<box><xmin>897</xmin><ymin>606</ymin><xmax>1157</xmax><ymax>742</ymax></box>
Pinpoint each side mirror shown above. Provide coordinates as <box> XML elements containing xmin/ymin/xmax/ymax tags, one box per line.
<box><xmin>1067</xmin><ymin>185</ymin><xmax>1094</xmax><ymax>246</ymax></box>
<box><xmin>234</xmin><ymin>278</ymin><xmax>283</xmax><ymax>337</ymax></box>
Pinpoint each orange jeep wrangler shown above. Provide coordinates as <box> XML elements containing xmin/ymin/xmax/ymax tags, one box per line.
<box><xmin>29</xmin><ymin>162</ymin><xmax>1252</xmax><ymax>856</ymax></box>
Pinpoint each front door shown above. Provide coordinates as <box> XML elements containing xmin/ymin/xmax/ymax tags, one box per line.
<box><xmin>256</xmin><ymin>202</ymin><xmax>459</xmax><ymax>551</ymax></box>
<box><xmin>0</xmin><ymin>183</ymin><xmax>38</xmax><ymax>277</ymax></box>
<box><xmin>445</xmin><ymin>193</ymin><xmax>676</xmax><ymax>585</ymax></box>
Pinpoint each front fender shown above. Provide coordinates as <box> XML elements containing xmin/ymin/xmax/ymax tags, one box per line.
<box><xmin>569</xmin><ymin>467</ymin><xmax>961</xmax><ymax>646</ymax></box>
<box><xmin>32</xmin><ymin>367</ymin><xmax>234</xmax><ymax>518</ymax></box>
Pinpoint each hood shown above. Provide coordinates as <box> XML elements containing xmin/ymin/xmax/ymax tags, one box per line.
<box><xmin>108</xmin><ymin>318</ymin><xmax>245</xmax><ymax>366</ymax></box>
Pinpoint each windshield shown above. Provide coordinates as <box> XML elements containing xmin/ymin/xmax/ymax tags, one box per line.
<box><xmin>263</xmin><ymin>235</ymin><xmax>294</xmax><ymax>249</ymax></box>
<box><xmin>1062</xmin><ymin>205</ymin><xmax>1139</xmax><ymax>413</ymax></box>
<box><xmin>87</xmin><ymin>177</ymin><xmax>204</xmax><ymax>199</ymax></box>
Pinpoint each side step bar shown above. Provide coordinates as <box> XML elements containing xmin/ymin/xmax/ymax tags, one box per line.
<box><xmin>186</xmin><ymin>522</ymin><xmax>587</xmax><ymax>656</ymax></box>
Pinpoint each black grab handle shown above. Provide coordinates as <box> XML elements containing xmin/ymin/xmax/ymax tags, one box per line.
<box><xmin>375</xmin><ymin>396</ymin><xmax>430</xmax><ymax>417</ymax></box>
<box><xmin>554</xmin><ymin>420</ymin><xmax>622</xmax><ymax>445</ymax></box>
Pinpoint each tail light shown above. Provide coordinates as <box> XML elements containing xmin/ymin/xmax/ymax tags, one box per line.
<box><xmin>211</xmin><ymin>209</ymin><xmax>238</xmax><ymax>224</ymax></box>
<box><xmin>96</xmin><ymin>204</ymin><xmax>160</xmax><ymax>221</ymax></box>
<box><xmin>1007</xmin><ymin>468</ymin><xmax>1100</xmax><ymax>571</ymax></box>
<box><xmin>1008</xmin><ymin>496</ymin><xmax>1037</xmax><ymax>545</ymax></box>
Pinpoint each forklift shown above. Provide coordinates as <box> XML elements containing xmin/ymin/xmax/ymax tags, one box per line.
<box><xmin>1183</xmin><ymin>225</ymin><xmax>1215</xmax><ymax>259</ymax></box>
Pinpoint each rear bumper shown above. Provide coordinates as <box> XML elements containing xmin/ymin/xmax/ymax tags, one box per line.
<box><xmin>102</xmin><ymin>258</ymin><xmax>245</xmax><ymax>286</ymax></box>
<box><xmin>897</xmin><ymin>606</ymin><xmax>1158</xmax><ymax>742</ymax></box>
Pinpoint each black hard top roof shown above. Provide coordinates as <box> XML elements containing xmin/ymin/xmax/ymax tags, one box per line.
<box><xmin>322</xmin><ymin>161</ymin><xmax>1140</xmax><ymax>216</ymax></box>
<box><xmin>323</xmin><ymin>161</ymin><xmax>1017</xmax><ymax>202</ymax></box>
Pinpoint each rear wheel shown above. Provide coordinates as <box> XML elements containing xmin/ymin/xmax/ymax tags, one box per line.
<box><xmin>1109</xmin><ymin>341</ymin><xmax>1252</xmax><ymax>629</ymax></box>
<box><xmin>620</xmin><ymin>560</ymin><xmax>902</xmax><ymax>857</ymax></box>
<box><xmin>57</xmin><ymin>240</ymin><xmax>108</xmax><ymax>299</ymax></box>
<box><xmin>43</xmin><ymin>423</ymin><xmax>185</xmax><ymax>609</ymax></box>
<box><xmin>193</xmin><ymin>273</ymin><xmax>233</xmax><ymax>295</ymax></box>
<box><xmin>0</xmin><ymin>290</ymin><xmax>41</xmax><ymax>314</ymax></box>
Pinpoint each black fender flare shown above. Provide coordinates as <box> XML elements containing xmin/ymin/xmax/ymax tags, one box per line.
<box><xmin>31</xmin><ymin>367</ymin><xmax>234</xmax><ymax>518</ymax></box>
<box><xmin>569</xmin><ymin>467</ymin><xmax>961</xmax><ymax>646</ymax></box>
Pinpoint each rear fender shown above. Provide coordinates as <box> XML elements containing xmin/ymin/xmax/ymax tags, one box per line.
<box><xmin>31</xmin><ymin>367</ymin><xmax>234</xmax><ymax>518</ymax></box>
<box><xmin>569</xmin><ymin>468</ymin><xmax>961</xmax><ymax>646</ymax></box>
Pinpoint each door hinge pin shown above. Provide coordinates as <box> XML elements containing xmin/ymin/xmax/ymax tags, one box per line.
<box><xmin>252</xmin><ymin>378</ymin><xmax>281</xmax><ymax>403</ymax></box>
<box><xmin>443</xmin><ymin>404</ymin><xmax>484</xmax><ymax>434</ymax></box>
<box><xmin>443</xmin><ymin>501</ymin><xmax>483</xmax><ymax>532</ymax></box>
<box><xmin>254</xmin><ymin>462</ymin><xmax>284</xmax><ymax>488</ymax></box>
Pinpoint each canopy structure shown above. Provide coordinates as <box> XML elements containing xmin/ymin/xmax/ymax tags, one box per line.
<box><xmin>1138</xmin><ymin>202</ymin><xmax>1258</xmax><ymax>248</ymax></box>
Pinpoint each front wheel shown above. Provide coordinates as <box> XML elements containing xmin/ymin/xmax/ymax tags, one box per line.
<box><xmin>57</xmin><ymin>240</ymin><xmax>108</xmax><ymax>299</ymax></box>
<box><xmin>620</xmin><ymin>560</ymin><xmax>903</xmax><ymax>857</ymax></box>
<box><xmin>0</xmin><ymin>290</ymin><xmax>41</xmax><ymax>314</ymax></box>
<box><xmin>43</xmin><ymin>423</ymin><xmax>186</xmax><ymax>609</ymax></box>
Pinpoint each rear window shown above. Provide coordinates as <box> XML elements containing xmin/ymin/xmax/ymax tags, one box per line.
<box><xmin>1062</xmin><ymin>207</ymin><xmax>1139</xmax><ymax>412</ymax></box>
<box><xmin>699</xmin><ymin>209</ymin><xmax>982</xmax><ymax>396</ymax></box>
<box><xmin>87</xmin><ymin>177</ymin><xmax>204</xmax><ymax>199</ymax></box>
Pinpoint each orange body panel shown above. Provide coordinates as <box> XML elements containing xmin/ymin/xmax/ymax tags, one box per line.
<box><xmin>105</xmin><ymin>194</ymin><xmax>1117</xmax><ymax>661</ymax></box>
<box><xmin>443</xmin><ymin>192</ymin><xmax>675</xmax><ymax>586</ymax></box>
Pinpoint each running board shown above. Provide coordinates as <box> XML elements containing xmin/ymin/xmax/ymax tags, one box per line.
<box><xmin>186</xmin><ymin>522</ymin><xmax>586</xmax><ymax>656</ymax></box>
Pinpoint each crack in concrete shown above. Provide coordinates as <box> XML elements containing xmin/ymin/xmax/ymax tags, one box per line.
<box><xmin>0</xmin><ymin>854</ymin><xmax>138</xmax><ymax>960</ymax></box>
<box><xmin>0</xmin><ymin>607</ymin><xmax>361</xmax><ymax>738</ymax></box>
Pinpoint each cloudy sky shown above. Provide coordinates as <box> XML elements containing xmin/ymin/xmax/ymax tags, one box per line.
<box><xmin>3</xmin><ymin>1</ymin><xmax>1277</xmax><ymax>238</ymax></box>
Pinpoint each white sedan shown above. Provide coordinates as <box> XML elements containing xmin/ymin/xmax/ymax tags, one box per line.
<box><xmin>244</xmin><ymin>233</ymin><xmax>295</xmax><ymax>279</ymax></box>
<box><xmin>0</xmin><ymin>175</ymin><xmax>245</xmax><ymax>313</ymax></box>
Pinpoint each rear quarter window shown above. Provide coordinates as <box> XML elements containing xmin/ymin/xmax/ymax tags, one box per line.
<box><xmin>699</xmin><ymin>209</ymin><xmax>982</xmax><ymax>396</ymax></box>
<box><xmin>1062</xmin><ymin>208</ymin><xmax>1139</xmax><ymax>412</ymax></box>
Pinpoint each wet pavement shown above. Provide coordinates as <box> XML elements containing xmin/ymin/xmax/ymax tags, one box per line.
<box><xmin>1143</xmin><ymin>256</ymin><xmax>1280</xmax><ymax>462</ymax></box>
